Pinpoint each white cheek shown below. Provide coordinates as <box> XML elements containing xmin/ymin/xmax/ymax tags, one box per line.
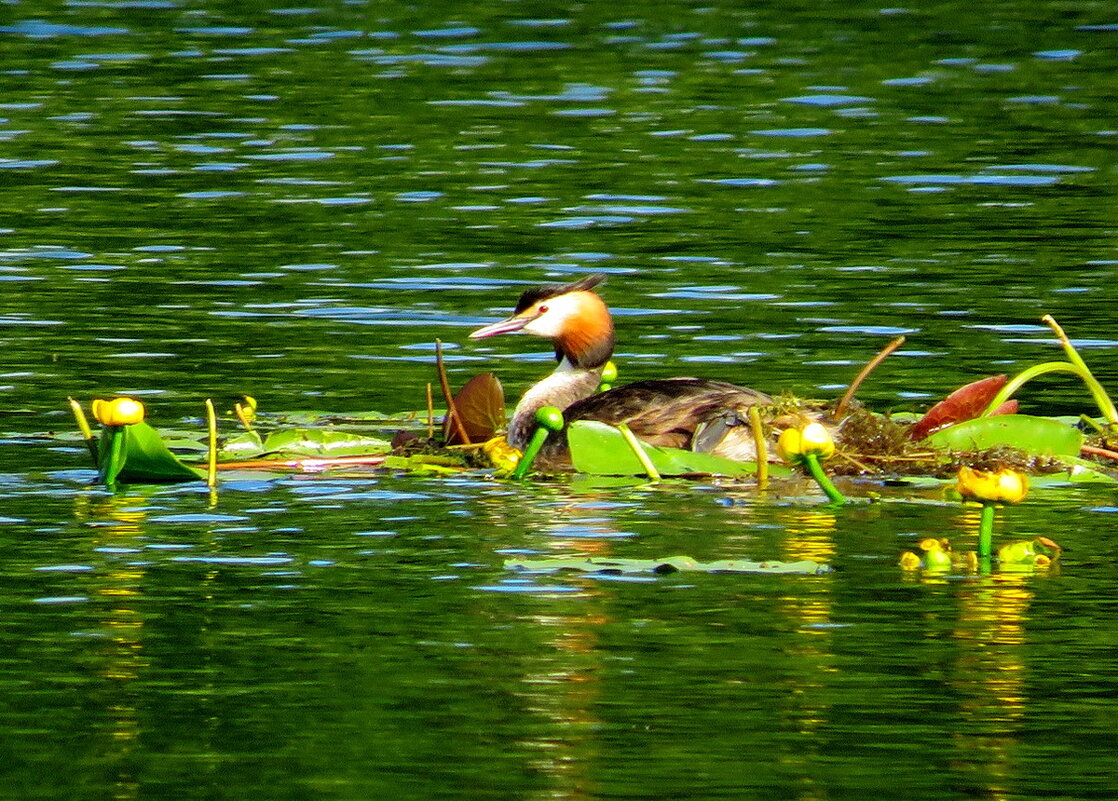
<box><xmin>521</xmin><ymin>294</ymin><xmax>580</xmax><ymax>338</ymax></box>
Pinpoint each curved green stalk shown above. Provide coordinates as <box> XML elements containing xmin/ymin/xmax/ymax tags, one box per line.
<box><xmin>68</xmin><ymin>397</ymin><xmax>98</xmax><ymax>464</ymax></box>
<box><xmin>511</xmin><ymin>407</ymin><xmax>565</xmax><ymax>480</ymax></box>
<box><xmin>981</xmin><ymin>361</ymin><xmax>1118</xmax><ymax>425</ymax></box>
<box><xmin>804</xmin><ymin>453</ymin><xmax>845</xmax><ymax>505</ymax></box>
<box><xmin>512</xmin><ymin>427</ymin><xmax>549</xmax><ymax>480</ymax></box>
<box><xmin>983</xmin><ymin>316</ymin><xmax>1118</xmax><ymax>425</ymax></box>
<box><xmin>1044</xmin><ymin>315</ymin><xmax>1118</xmax><ymax>425</ymax></box>
<box><xmin>205</xmin><ymin>398</ymin><xmax>218</xmax><ymax>490</ymax></box>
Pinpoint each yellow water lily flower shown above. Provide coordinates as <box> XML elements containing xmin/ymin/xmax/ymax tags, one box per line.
<box><xmin>776</xmin><ymin>422</ymin><xmax>835</xmax><ymax>464</ymax></box>
<box><xmin>955</xmin><ymin>466</ymin><xmax>1029</xmax><ymax>504</ymax></box>
<box><xmin>483</xmin><ymin>436</ymin><xmax>521</xmax><ymax>473</ymax></box>
<box><xmin>91</xmin><ymin>397</ymin><xmax>145</xmax><ymax>427</ymax></box>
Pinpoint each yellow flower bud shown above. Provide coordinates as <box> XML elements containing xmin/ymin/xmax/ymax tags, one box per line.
<box><xmin>91</xmin><ymin>397</ymin><xmax>146</xmax><ymax>427</ymax></box>
<box><xmin>955</xmin><ymin>466</ymin><xmax>1029</xmax><ymax>504</ymax></box>
<box><xmin>998</xmin><ymin>537</ymin><xmax>1061</xmax><ymax>566</ymax></box>
<box><xmin>776</xmin><ymin>421</ymin><xmax>835</xmax><ymax>464</ymax></box>
<box><xmin>918</xmin><ymin>537</ymin><xmax>953</xmax><ymax>571</ymax></box>
<box><xmin>898</xmin><ymin>551</ymin><xmax>922</xmax><ymax>570</ymax></box>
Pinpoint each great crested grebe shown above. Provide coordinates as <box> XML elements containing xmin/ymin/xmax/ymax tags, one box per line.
<box><xmin>469</xmin><ymin>274</ymin><xmax>772</xmax><ymax>470</ymax></box>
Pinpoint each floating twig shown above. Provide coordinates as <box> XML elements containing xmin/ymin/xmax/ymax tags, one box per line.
<box><xmin>435</xmin><ymin>338</ymin><xmax>471</xmax><ymax>445</ymax></box>
<box><xmin>446</xmin><ymin>442</ymin><xmax>490</xmax><ymax>451</ymax></box>
<box><xmin>1081</xmin><ymin>444</ymin><xmax>1118</xmax><ymax>462</ymax></box>
<box><xmin>834</xmin><ymin>336</ymin><xmax>905</xmax><ymax>419</ymax></box>
<box><xmin>834</xmin><ymin>451</ymin><xmax>877</xmax><ymax>474</ymax></box>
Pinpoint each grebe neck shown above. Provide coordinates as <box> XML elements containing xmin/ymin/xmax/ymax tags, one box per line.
<box><xmin>507</xmin><ymin>358</ymin><xmax>603</xmax><ymax>449</ymax></box>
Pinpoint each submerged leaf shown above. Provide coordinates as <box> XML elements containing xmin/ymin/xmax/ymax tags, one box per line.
<box><xmin>444</xmin><ymin>372</ymin><xmax>505</xmax><ymax>445</ymax></box>
<box><xmin>505</xmin><ymin>555</ymin><xmax>831</xmax><ymax>575</ymax></box>
<box><xmin>1028</xmin><ymin>457</ymin><xmax>1118</xmax><ymax>484</ymax></box>
<box><xmin>926</xmin><ymin>414</ymin><xmax>1083</xmax><ymax>457</ymax></box>
<box><xmin>911</xmin><ymin>375</ymin><xmax>1018</xmax><ymax>440</ymax></box>
<box><xmin>260</xmin><ymin>428</ymin><xmax>393</xmax><ymax>458</ymax></box>
<box><xmin>384</xmin><ymin>454</ymin><xmax>465</xmax><ymax>474</ymax></box>
<box><xmin>568</xmin><ymin>419</ymin><xmax>790</xmax><ymax>477</ymax></box>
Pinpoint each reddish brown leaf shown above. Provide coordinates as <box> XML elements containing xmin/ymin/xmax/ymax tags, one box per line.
<box><xmin>910</xmin><ymin>375</ymin><xmax>1016</xmax><ymax>440</ymax></box>
<box><xmin>992</xmin><ymin>400</ymin><xmax>1019</xmax><ymax>417</ymax></box>
<box><xmin>444</xmin><ymin>372</ymin><xmax>506</xmax><ymax>445</ymax></box>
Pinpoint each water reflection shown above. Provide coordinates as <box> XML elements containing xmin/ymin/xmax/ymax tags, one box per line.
<box><xmin>517</xmin><ymin>605</ymin><xmax>605</xmax><ymax>801</ymax></box>
<box><xmin>950</xmin><ymin>577</ymin><xmax>1034</xmax><ymax>799</ymax></box>
<box><xmin>82</xmin><ymin>495</ymin><xmax>152</xmax><ymax>801</ymax></box>
<box><xmin>777</xmin><ymin>507</ymin><xmax>837</xmax><ymax>801</ymax></box>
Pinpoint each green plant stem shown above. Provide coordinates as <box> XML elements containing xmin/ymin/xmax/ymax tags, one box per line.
<box><xmin>804</xmin><ymin>454</ymin><xmax>845</xmax><ymax>505</ymax></box>
<box><xmin>101</xmin><ymin>427</ymin><xmax>124</xmax><ymax>488</ymax></box>
<box><xmin>749</xmin><ymin>406</ymin><xmax>768</xmax><ymax>488</ymax></box>
<box><xmin>981</xmin><ymin>361</ymin><xmax>1118</xmax><ymax>424</ymax></box>
<box><xmin>1044</xmin><ymin>314</ymin><xmax>1104</xmax><ymax>386</ymax></box>
<box><xmin>68</xmin><ymin>397</ymin><xmax>99</xmax><ymax>465</ymax></box>
<box><xmin>617</xmin><ymin>423</ymin><xmax>661</xmax><ymax>481</ymax></box>
<box><xmin>1079</xmin><ymin>414</ymin><xmax>1106</xmax><ymax>436</ymax></box>
<box><xmin>234</xmin><ymin>402</ymin><xmax>255</xmax><ymax>432</ymax></box>
<box><xmin>978</xmin><ymin>502</ymin><xmax>996</xmax><ymax>560</ymax></box>
<box><xmin>1045</xmin><ymin>316</ymin><xmax>1118</xmax><ymax>425</ymax></box>
<box><xmin>512</xmin><ymin>427</ymin><xmax>549</xmax><ymax>480</ymax></box>
<box><xmin>205</xmin><ymin>398</ymin><xmax>218</xmax><ymax>490</ymax></box>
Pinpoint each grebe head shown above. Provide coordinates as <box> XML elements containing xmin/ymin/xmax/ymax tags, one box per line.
<box><xmin>470</xmin><ymin>274</ymin><xmax>615</xmax><ymax>369</ymax></box>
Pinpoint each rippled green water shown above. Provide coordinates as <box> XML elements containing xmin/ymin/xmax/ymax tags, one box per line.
<box><xmin>3</xmin><ymin>1</ymin><xmax>1118</xmax><ymax>799</ymax></box>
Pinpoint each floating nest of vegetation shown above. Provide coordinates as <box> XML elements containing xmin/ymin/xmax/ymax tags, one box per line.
<box><xmin>830</xmin><ymin>405</ymin><xmax>1076</xmax><ymax>478</ymax></box>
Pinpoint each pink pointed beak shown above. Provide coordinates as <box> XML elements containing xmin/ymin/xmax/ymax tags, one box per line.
<box><xmin>469</xmin><ymin>313</ymin><xmax>534</xmax><ymax>339</ymax></box>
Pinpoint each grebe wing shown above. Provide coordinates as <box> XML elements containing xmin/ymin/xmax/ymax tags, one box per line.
<box><xmin>562</xmin><ymin>378</ymin><xmax>772</xmax><ymax>449</ymax></box>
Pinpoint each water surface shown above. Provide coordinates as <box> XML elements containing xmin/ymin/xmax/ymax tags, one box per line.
<box><xmin>3</xmin><ymin>1</ymin><xmax>1118</xmax><ymax>798</ymax></box>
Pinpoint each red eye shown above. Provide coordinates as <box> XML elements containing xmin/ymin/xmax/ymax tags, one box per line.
<box><xmin>538</xmin><ymin>304</ymin><xmax>549</xmax><ymax>313</ymax></box>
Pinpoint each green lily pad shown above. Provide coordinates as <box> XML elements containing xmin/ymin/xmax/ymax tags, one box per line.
<box><xmin>568</xmin><ymin>419</ymin><xmax>788</xmax><ymax>477</ymax></box>
<box><xmin>99</xmin><ymin>422</ymin><xmax>205</xmax><ymax>485</ymax></box>
<box><xmin>925</xmin><ymin>414</ymin><xmax>1083</xmax><ymax>456</ymax></box>
<box><xmin>505</xmin><ymin>555</ymin><xmax>830</xmax><ymax>575</ymax></box>
<box><xmin>219</xmin><ymin>430</ymin><xmax>266</xmax><ymax>458</ymax></box>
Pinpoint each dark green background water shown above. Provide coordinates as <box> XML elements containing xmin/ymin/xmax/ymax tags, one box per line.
<box><xmin>3</xmin><ymin>2</ymin><xmax>1118</xmax><ymax>799</ymax></box>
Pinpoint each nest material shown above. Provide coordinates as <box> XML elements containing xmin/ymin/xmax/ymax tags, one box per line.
<box><xmin>830</xmin><ymin>407</ymin><xmax>1075</xmax><ymax>478</ymax></box>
